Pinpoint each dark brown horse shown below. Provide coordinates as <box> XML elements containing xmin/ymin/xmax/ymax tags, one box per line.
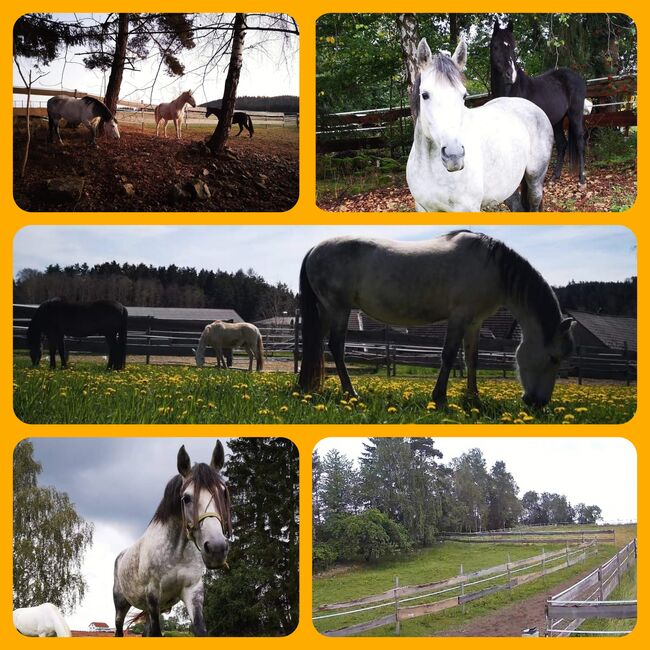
<box><xmin>205</xmin><ymin>106</ymin><xmax>254</xmax><ymax>137</ymax></box>
<box><xmin>26</xmin><ymin>297</ymin><xmax>128</xmax><ymax>369</ymax></box>
<box><xmin>490</xmin><ymin>19</ymin><xmax>591</xmax><ymax>186</ymax></box>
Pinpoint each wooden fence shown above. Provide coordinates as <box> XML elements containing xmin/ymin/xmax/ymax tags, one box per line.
<box><xmin>439</xmin><ymin>528</ymin><xmax>616</xmax><ymax>545</ymax></box>
<box><xmin>546</xmin><ymin>538</ymin><xmax>637</xmax><ymax>637</ymax></box>
<box><xmin>314</xmin><ymin>542</ymin><xmax>597</xmax><ymax>636</ymax></box>
<box><xmin>317</xmin><ymin>74</ymin><xmax>637</xmax><ymax>153</ymax></box>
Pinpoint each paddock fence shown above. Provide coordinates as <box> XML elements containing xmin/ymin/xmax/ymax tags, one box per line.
<box><xmin>314</xmin><ymin>541</ymin><xmax>599</xmax><ymax>636</ymax></box>
<box><xmin>439</xmin><ymin>528</ymin><xmax>616</xmax><ymax>545</ymax></box>
<box><xmin>12</xmin><ymin>86</ymin><xmax>298</xmax><ymax>129</ymax></box>
<box><xmin>317</xmin><ymin>73</ymin><xmax>636</xmax><ymax>153</ymax></box>
<box><xmin>545</xmin><ymin>538</ymin><xmax>637</xmax><ymax>637</ymax></box>
<box><xmin>12</xmin><ymin>305</ymin><xmax>294</xmax><ymax>366</ymax></box>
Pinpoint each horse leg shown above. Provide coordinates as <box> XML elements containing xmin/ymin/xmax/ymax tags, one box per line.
<box><xmin>145</xmin><ymin>594</ymin><xmax>163</xmax><ymax>636</ymax></box>
<box><xmin>57</xmin><ymin>336</ymin><xmax>67</xmax><ymax>369</ymax></box>
<box><xmin>105</xmin><ymin>335</ymin><xmax>115</xmax><ymax>370</ymax></box>
<box><xmin>181</xmin><ymin>584</ymin><xmax>208</xmax><ymax>637</ymax></box>
<box><xmin>463</xmin><ymin>322</ymin><xmax>481</xmax><ymax>406</ymax></box>
<box><xmin>113</xmin><ymin>591</ymin><xmax>131</xmax><ymax>637</ymax></box>
<box><xmin>504</xmin><ymin>189</ymin><xmax>524</xmax><ymax>212</ymax></box>
<box><xmin>46</xmin><ymin>337</ymin><xmax>57</xmax><ymax>369</ymax></box>
<box><xmin>431</xmin><ymin>319</ymin><xmax>466</xmax><ymax>406</ymax></box>
<box><xmin>552</xmin><ymin>123</ymin><xmax>568</xmax><ymax>181</ymax></box>
<box><xmin>568</xmin><ymin>108</ymin><xmax>587</xmax><ymax>187</ymax></box>
<box><xmin>524</xmin><ymin>171</ymin><xmax>545</xmax><ymax>212</ymax></box>
<box><xmin>328</xmin><ymin>311</ymin><xmax>357</xmax><ymax>397</ymax></box>
<box><xmin>245</xmin><ymin>345</ymin><xmax>254</xmax><ymax>371</ymax></box>
<box><xmin>235</xmin><ymin>123</ymin><xmax>244</xmax><ymax>136</ymax></box>
<box><xmin>174</xmin><ymin>118</ymin><xmax>180</xmax><ymax>139</ymax></box>
<box><xmin>163</xmin><ymin>120</ymin><xmax>169</xmax><ymax>138</ymax></box>
<box><xmin>82</xmin><ymin>120</ymin><xmax>97</xmax><ymax>146</ymax></box>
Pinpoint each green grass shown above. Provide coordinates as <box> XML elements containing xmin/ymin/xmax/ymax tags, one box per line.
<box><xmin>312</xmin><ymin>540</ymin><xmax>619</xmax><ymax>636</ymax></box>
<box><xmin>13</xmin><ymin>357</ymin><xmax>636</xmax><ymax>424</ymax></box>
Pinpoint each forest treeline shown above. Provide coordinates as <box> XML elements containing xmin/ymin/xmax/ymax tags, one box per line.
<box><xmin>13</xmin><ymin>263</ymin><xmax>294</xmax><ymax>323</ymax></box>
<box><xmin>203</xmin><ymin>95</ymin><xmax>299</xmax><ymax>113</ymax></box>
<box><xmin>312</xmin><ymin>439</ymin><xmax>603</xmax><ymax>570</ymax></box>
<box><xmin>14</xmin><ymin>263</ymin><xmax>636</xmax><ymax>321</ymax></box>
<box><xmin>317</xmin><ymin>13</ymin><xmax>637</xmax><ymax>115</ymax></box>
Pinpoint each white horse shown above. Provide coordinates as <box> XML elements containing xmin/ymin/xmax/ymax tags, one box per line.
<box><xmin>13</xmin><ymin>603</ymin><xmax>72</xmax><ymax>637</ymax></box>
<box><xmin>195</xmin><ymin>321</ymin><xmax>265</xmax><ymax>371</ymax></box>
<box><xmin>154</xmin><ymin>90</ymin><xmax>196</xmax><ymax>138</ymax></box>
<box><xmin>406</xmin><ymin>37</ymin><xmax>554</xmax><ymax>212</ymax></box>
<box><xmin>47</xmin><ymin>96</ymin><xmax>120</xmax><ymax>146</ymax></box>
<box><xmin>113</xmin><ymin>442</ymin><xmax>231</xmax><ymax>637</ymax></box>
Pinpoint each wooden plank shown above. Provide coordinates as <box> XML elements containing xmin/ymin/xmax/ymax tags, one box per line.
<box><xmin>397</xmin><ymin>596</ymin><xmax>459</xmax><ymax>620</ymax></box>
<box><xmin>551</xmin><ymin>570</ymin><xmax>600</xmax><ymax>602</ymax></box>
<box><xmin>323</xmin><ymin>613</ymin><xmax>396</xmax><ymax>637</ymax></box>
<box><xmin>547</xmin><ymin>602</ymin><xmax>637</xmax><ymax>620</ymax></box>
<box><xmin>442</xmin><ymin>529</ymin><xmax>613</xmax><ymax>537</ymax></box>
<box><xmin>458</xmin><ymin>581</ymin><xmax>515</xmax><ymax>605</ymax></box>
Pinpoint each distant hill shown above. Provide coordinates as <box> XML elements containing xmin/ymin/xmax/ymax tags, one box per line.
<box><xmin>202</xmin><ymin>95</ymin><xmax>299</xmax><ymax>114</ymax></box>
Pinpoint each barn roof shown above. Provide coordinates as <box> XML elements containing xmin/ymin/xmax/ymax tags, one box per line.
<box><xmin>566</xmin><ymin>310</ymin><xmax>637</xmax><ymax>351</ymax></box>
<box><xmin>124</xmin><ymin>307</ymin><xmax>244</xmax><ymax>322</ymax></box>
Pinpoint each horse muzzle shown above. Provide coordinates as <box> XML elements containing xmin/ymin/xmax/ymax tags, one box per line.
<box><xmin>522</xmin><ymin>392</ymin><xmax>550</xmax><ymax>409</ymax></box>
<box><xmin>441</xmin><ymin>145</ymin><xmax>465</xmax><ymax>172</ymax></box>
<box><xmin>203</xmin><ymin>539</ymin><xmax>229</xmax><ymax>569</ymax></box>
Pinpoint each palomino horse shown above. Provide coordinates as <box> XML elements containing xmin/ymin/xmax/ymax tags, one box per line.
<box><xmin>407</xmin><ymin>37</ymin><xmax>553</xmax><ymax>211</ymax></box>
<box><xmin>195</xmin><ymin>321</ymin><xmax>265</xmax><ymax>371</ymax></box>
<box><xmin>13</xmin><ymin>603</ymin><xmax>72</xmax><ymax>637</ymax></box>
<box><xmin>298</xmin><ymin>230</ymin><xmax>575</xmax><ymax>408</ymax></box>
<box><xmin>113</xmin><ymin>441</ymin><xmax>232</xmax><ymax>637</ymax></box>
<box><xmin>26</xmin><ymin>298</ymin><xmax>128</xmax><ymax>370</ymax></box>
<box><xmin>205</xmin><ymin>106</ymin><xmax>255</xmax><ymax>138</ymax></box>
<box><xmin>47</xmin><ymin>96</ymin><xmax>120</xmax><ymax>146</ymax></box>
<box><xmin>490</xmin><ymin>20</ymin><xmax>592</xmax><ymax>187</ymax></box>
<box><xmin>154</xmin><ymin>90</ymin><xmax>196</xmax><ymax>138</ymax></box>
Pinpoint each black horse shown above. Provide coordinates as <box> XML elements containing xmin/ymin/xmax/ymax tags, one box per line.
<box><xmin>26</xmin><ymin>298</ymin><xmax>128</xmax><ymax>370</ymax></box>
<box><xmin>205</xmin><ymin>106</ymin><xmax>254</xmax><ymax>138</ymax></box>
<box><xmin>490</xmin><ymin>19</ymin><xmax>590</xmax><ymax>186</ymax></box>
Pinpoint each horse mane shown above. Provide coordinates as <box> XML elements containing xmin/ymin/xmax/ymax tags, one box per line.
<box><xmin>81</xmin><ymin>96</ymin><xmax>114</xmax><ymax>122</ymax></box>
<box><xmin>451</xmin><ymin>230</ymin><xmax>562</xmax><ymax>343</ymax></box>
<box><xmin>412</xmin><ymin>54</ymin><xmax>466</xmax><ymax>122</ymax></box>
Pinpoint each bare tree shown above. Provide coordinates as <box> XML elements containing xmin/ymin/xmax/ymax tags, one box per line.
<box><xmin>397</xmin><ymin>13</ymin><xmax>420</xmax><ymax>123</ymax></box>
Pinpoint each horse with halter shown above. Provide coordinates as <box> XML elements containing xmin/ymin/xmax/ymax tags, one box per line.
<box><xmin>47</xmin><ymin>95</ymin><xmax>120</xmax><ymax>146</ymax></box>
<box><xmin>113</xmin><ymin>441</ymin><xmax>232</xmax><ymax>637</ymax></box>
<box><xmin>195</xmin><ymin>321</ymin><xmax>264</xmax><ymax>371</ymax></box>
<box><xmin>13</xmin><ymin>603</ymin><xmax>72</xmax><ymax>637</ymax></box>
<box><xmin>490</xmin><ymin>19</ymin><xmax>592</xmax><ymax>187</ymax></box>
<box><xmin>298</xmin><ymin>230</ymin><xmax>575</xmax><ymax>409</ymax></box>
<box><xmin>155</xmin><ymin>90</ymin><xmax>197</xmax><ymax>138</ymax></box>
<box><xmin>407</xmin><ymin>37</ymin><xmax>553</xmax><ymax>212</ymax></box>
<box><xmin>205</xmin><ymin>106</ymin><xmax>254</xmax><ymax>138</ymax></box>
<box><xmin>26</xmin><ymin>297</ymin><xmax>128</xmax><ymax>370</ymax></box>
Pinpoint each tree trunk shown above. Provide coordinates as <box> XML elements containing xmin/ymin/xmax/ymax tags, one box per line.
<box><xmin>449</xmin><ymin>14</ymin><xmax>459</xmax><ymax>49</ymax></box>
<box><xmin>208</xmin><ymin>13</ymin><xmax>246</xmax><ymax>153</ymax></box>
<box><xmin>104</xmin><ymin>14</ymin><xmax>129</xmax><ymax>116</ymax></box>
<box><xmin>397</xmin><ymin>13</ymin><xmax>420</xmax><ymax>123</ymax></box>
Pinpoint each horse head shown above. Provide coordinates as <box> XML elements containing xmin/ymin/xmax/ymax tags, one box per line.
<box><xmin>415</xmin><ymin>36</ymin><xmax>468</xmax><ymax>172</ymax></box>
<box><xmin>105</xmin><ymin>117</ymin><xmax>121</xmax><ymax>140</ymax></box>
<box><xmin>26</xmin><ymin>324</ymin><xmax>42</xmax><ymax>366</ymax></box>
<box><xmin>177</xmin><ymin>441</ymin><xmax>231</xmax><ymax>569</ymax></box>
<box><xmin>516</xmin><ymin>318</ymin><xmax>576</xmax><ymax>408</ymax></box>
<box><xmin>185</xmin><ymin>90</ymin><xmax>197</xmax><ymax>108</ymax></box>
<box><xmin>490</xmin><ymin>19</ymin><xmax>517</xmax><ymax>90</ymax></box>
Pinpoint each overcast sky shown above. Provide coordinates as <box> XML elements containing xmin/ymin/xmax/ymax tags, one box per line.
<box><xmin>24</xmin><ymin>438</ymin><xmax>232</xmax><ymax>630</ymax></box>
<box><xmin>13</xmin><ymin>225</ymin><xmax>637</xmax><ymax>293</ymax></box>
<box><xmin>315</xmin><ymin>437</ymin><xmax>637</xmax><ymax>524</ymax></box>
<box><xmin>13</xmin><ymin>13</ymin><xmax>299</xmax><ymax>106</ymax></box>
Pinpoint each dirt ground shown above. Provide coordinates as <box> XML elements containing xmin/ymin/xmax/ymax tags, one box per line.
<box><xmin>13</xmin><ymin>121</ymin><xmax>298</xmax><ymax>212</ymax></box>
<box><xmin>317</xmin><ymin>163</ymin><xmax>636</xmax><ymax>212</ymax></box>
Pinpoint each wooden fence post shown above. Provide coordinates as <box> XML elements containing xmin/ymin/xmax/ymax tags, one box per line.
<box><xmin>507</xmin><ymin>553</ymin><xmax>512</xmax><ymax>595</ymax></box>
<box><xmin>597</xmin><ymin>566</ymin><xmax>604</xmax><ymax>601</ymax></box>
<box><xmin>385</xmin><ymin>327</ymin><xmax>391</xmax><ymax>378</ymax></box>
<box><xmin>394</xmin><ymin>576</ymin><xmax>400</xmax><ymax>635</ymax></box>
<box><xmin>542</xmin><ymin>548</ymin><xmax>546</xmax><ymax>581</ymax></box>
<box><xmin>146</xmin><ymin>321</ymin><xmax>152</xmax><ymax>365</ymax></box>
<box><xmin>141</xmin><ymin>100</ymin><xmax>145</xmax><ymax>132</ymax></box>
<box><xmin>565</xmin><ymin>544</ymin><xmax>570</xmax><ymax>568</ymax></box>
<box><xmin>616</xmin><ymin>549</ymin><xmax>622</xmax><ymax>588</ymax></box>
<box><xmin>460</xmin><ymin>564</ymin><xmax>465</xmax><ymax>615</ymax></box>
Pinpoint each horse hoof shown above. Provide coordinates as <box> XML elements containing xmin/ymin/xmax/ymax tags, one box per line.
<box><xmin>578</xmin><ymin>182</ymin><xmax>587</xmax><ymax>191</ymax></box>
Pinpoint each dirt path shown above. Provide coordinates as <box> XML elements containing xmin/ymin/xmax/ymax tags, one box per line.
<box><xmin>434</xmin><ymin>570</ymin><xmax>592</xmax><ymax>637</ymax></box>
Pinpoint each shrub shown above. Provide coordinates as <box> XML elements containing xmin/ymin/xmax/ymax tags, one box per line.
<box><xmin>313</xmin><ymin>542</ymin><xmax>339</xmax><ymax>573</ymax></box>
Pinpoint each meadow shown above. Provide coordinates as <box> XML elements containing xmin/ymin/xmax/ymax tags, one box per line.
<box><xmin>13</xmin><ymin>358</ymin><xmax>636</xmax><ymax>424</ymax></box>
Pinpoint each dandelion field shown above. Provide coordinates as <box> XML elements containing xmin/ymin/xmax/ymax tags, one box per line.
<box><xmin>13</xmin><ymin>359</ymin><xmax>636</xmax><ymax>424</ymax></box>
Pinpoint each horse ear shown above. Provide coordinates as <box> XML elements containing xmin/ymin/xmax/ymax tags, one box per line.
<box><xmin>177</xmin><ymin>445</ymin><xmax>192</xmax><ymax>477</ymax></box>
<box><xmin>452</xmin><ymin>36</ymin><xmax>467</xmax><ymax>72</ymax></box>
<box><xmin>493</xmin><ymin>17</ymin><xmax>500</xmax><ymax>33</ymax></box>
<box><xmin>211</xmin><ymin>440</ymin><xmax>225</xmax><ymax>472</ymax></box>
<box><xmin>416</xmin><ymin>38</ymin><xmax>433</xmax><ymax>70</ymax></box>
<box><xmin>506</xmin><ymin>20</ymin><xmax>513</xmax><ymax>32</ymax></box>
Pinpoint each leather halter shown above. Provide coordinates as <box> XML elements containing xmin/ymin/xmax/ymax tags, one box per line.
<box><xmin>182</xmin><ymin>489</ymin><xmax>229</xmax><ymax>552</ymax></box>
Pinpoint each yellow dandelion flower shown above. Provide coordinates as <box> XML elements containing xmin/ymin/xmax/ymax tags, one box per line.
<box><xmin>280</xmin><ymin>405</ymin><xmax>289</xmax><ymax>412</ymax></box>
<box><xmin>387</xmin><ymin>406</ymin><xmax>398</xmax><ymax>413</ymax></box>
<box><xmin>315</xmin><ymin>404</ymin><xmax>326</xmax><ymax>412</ymax></box>
<box><xmin>426</xmin><ymin>402</ymin><xmax>436</xmax><ymax>411</ymax></box>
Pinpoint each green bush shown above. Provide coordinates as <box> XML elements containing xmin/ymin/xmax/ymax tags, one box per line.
<box><xmin>313</xmin><ymin>542</ymin><xmax>339</xmax><ymax>573</ymax></box>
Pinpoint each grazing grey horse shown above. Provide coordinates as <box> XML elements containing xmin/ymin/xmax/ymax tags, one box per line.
<box><xmin>195</xmin><ymin>321</ymin><xmax>265</xmax><ymax>371</ymax></box>
<box><xmin>298</xmin><ymin>230</ymin><xmax>575</xmax><ymax>408</ymax></box>
<box><xmin>406</xmin><ymin>37</ymin><xmax>553</xmax><ymax>211</ymax></box>
<box><xmin>113</xmin><ymin>441</ymin><xmax>231</xmax><ymax>637</ymax></box>
<box><xmin>47</xmin><ymin>96</ymin><xmax>120</xmax><ymax>145</ymax></box>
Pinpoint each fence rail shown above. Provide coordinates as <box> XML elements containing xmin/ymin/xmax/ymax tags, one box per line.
<box><xmin>546</xmin><ymin>538</ymin><xmax>637</xmax><ymax>637</ymax></box>
<box><xmin>315</xmin><ymin>542</ymin><xmax>598</xmax><ymax>636</ymax></box>
<box><xmin>439</xmin><ymin>528</ymin><xmax>616</xmax><ymax>544</ymax></box>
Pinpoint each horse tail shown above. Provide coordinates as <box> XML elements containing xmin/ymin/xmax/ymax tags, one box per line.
<box><xmin>256</xmin><ymin>329</ymin><xmax>265</xmax><ymax>371</ymax></box>
<box><xmin>298</xmin><ymin>250</ymin><xmax>324</xmax><ymax>391</ymax></box>
<box><xmin>117</xmin><ymin>307</ymin><xmax>128</xmax><ymax>369</ymax></box>
<box><xmin>520</xmin><ymin>177</ymin><xmax>530</xmax><ymax>212</ymax></box>
<box><xmin>247</xmin><ymin>114</ymin><xmax>254</xmax><ymax>137</ymax></box>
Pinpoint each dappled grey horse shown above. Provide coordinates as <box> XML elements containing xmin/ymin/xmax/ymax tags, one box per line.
<box><xmin>298</xmin><ymin>230</ymin><xmax>575</xmax><ymax>408</ymax></box>
<box><xmin>406</xmin><ymin>37</ymin><xmax>553</xmax><ymax>211</ymax></box>
<box><xmin>47</xmin><ymin>96</ymin><xmax>120</xmax><ymax>145</ymax></box>
<box><xmin>113</xmin><ymin>441</ymin><xmax>231</xmax><ymax>636</ymax></box>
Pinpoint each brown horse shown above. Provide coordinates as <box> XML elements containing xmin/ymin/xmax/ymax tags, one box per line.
<box><xmin>154</xmin><ymin>90</ymin><xmax>196</xmax><ymax>139</ymax></box>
